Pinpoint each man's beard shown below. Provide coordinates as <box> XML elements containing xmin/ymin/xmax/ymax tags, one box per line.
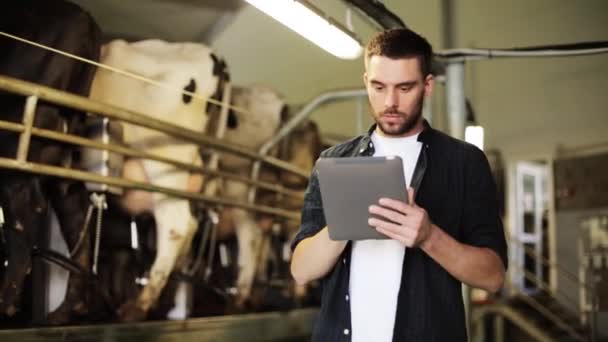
<box><xmin>374</xmin><ymin>97</ymin><xmax>424</xmax><ymax>137</ymax></box>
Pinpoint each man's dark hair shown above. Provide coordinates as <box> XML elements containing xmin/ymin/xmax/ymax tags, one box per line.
<box><xmin>365</xmin><ymin>28</ymin><xmax>433</xmax><ymax>76</ymax></box>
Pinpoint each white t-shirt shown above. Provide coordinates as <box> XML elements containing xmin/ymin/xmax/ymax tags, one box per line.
<box><xmin>349</xmin><ymin>131</ymin><xmax>422</xmax><ymax>342</ymax></box>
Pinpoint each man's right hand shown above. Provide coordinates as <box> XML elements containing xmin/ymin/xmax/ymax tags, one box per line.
<box><xmin>290</xmin><ymin>227</ymin><xmax>348</xmax><ymax>285</ymax></box>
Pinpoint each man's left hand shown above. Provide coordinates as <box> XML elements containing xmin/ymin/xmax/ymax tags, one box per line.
<box><xmin>368</xmin><ymin>187</ymin><xmax>434</xmax><ymax>248</ymax></box>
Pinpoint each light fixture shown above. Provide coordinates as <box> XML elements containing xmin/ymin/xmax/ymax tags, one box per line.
<box><xmin>464</xmin><ymin>100</ymin><xmax>485</xmax><ymax>150</ymax></box>
<box><xmin>244</xmin><ymin>0</ymin><xmax>363</xmax><ymax>60</ymax></box>
<box><xmin>465</xmin><ymin>125</ymin><xmax>484</xmax><ymax>150</ymax></box>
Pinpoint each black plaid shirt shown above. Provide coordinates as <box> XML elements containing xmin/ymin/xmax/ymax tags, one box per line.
<box><xmin>291</xmin><ymin>121</ymin><xmax>508</xmax><ymax>341</ymax></box>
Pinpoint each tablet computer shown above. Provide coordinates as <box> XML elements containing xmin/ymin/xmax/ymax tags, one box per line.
<box><xmin>316</xmin><ymin>156</ymin><xmax>407</xmax><ymax>241</ymax></box>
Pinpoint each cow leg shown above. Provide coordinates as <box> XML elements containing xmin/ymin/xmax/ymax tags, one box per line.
<box><xmin>46</xmin><ymin>179</ymin><xmax>91</xmax><ymax>324</ymax></box>
<box><xmin>233</xmin><ymin>209</ymin><xmax>263</xmax><ymax>311</ymax></box>
<box><xmin>119</xmin><ymin>197</ymin><xmax>196</xmax><ymax>322</ymax></box>
<box><xmin>0</xmin><ymin>228</ymin><xmax>31</xmax><ymax>318</ymax></box>
<box><xmin>0</xmin><ymin>178</ymin><xmax>47</xmax><ymax>317</ymax></box>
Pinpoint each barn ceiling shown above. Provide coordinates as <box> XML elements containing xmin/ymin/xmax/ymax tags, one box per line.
<box><xmin>65</xmin><ymin>0</ymin><xmax>608</xmax><ymax>156</ymax></box>
<box><xmin>71</xmin><ymin>0</ymin><xmax>243</xmax><ymax>43</ymax></box>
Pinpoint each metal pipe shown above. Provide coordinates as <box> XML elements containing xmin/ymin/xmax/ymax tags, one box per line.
<box><xmin>204</xmin><ymin>81</ymin><xmax>232</xmax><ymax>198</ymax></box>
<box><xmin>247</xmin><ymin>88</ymin><xmax>367</xmax><ymax>204</ymax></box>
<box><xmin>446</xmin><ymin>59</ymin><xmax>469</xmax><ymax>335</ymax></box>
<box><xmin>436</xmin><ymin>46</ymin><xmax>608</xmax><ymax>60</ymax></box>
<box><xmin>0</xmin><ymin>120</ymin><xmax>24</xmax><ymax>133</ymax></box>
<box><xmin>445</xmin><ymin>61</ymin><xmax>466</xmax><ymax>140</ymax></box>
<box><xmin>0</xmin><ymin>119</ymin><xmax>303</xmax><ymax>200</ymax></box>
<box><xmin>260</xmin><ymin>88</ymin><xmax>367</xmax><ymax>156</ymax></box>
<box><xmin>0</xmin><ymin>75</ymin><xmax>307</xmax><ymax>178</ymax></box>
<box><xmin>510</xmin><ymin>236</ymin><xmax>592</xmax><ymax>292</ymax></box>
<box><xmin>0</xmin><ymin>156</ymin><xmax>300</xmax><ymax>220</ymax></box>
<box><xmin>16</xmin><ymin>95</ymin><xmax>38</xmax><ymax>163</ymax></box>
<box><xmin>342</xmin><ymin>0</ymin><xmax>406</xmax><ymax>29</ymax></box>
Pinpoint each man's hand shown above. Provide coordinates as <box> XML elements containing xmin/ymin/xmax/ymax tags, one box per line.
<box><xmin>369</xmin><ymin>188</ymin><xmax>506</xmax><ymax>293</ymax></box>
<box><xmin>368</xmin><ymin>187</ymin><xmax>435</xmax><ymax>248</ymax></box>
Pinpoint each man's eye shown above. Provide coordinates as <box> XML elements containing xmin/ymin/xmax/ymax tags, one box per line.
<box><xmin>400</xmin><ymin>87</ymin><xmax>411</xmax><ymax>92</ymax></box>
<box><xmin>374</xmin><ymin>85</ymin><xmax>384</xmax><ymax>91</ymax></box>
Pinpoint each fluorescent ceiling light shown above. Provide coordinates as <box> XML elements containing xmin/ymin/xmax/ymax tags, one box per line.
<box><xmin>465</xmin><ymin>125</ymin><xmax>485</xmax><ymax>151</ymax></box>
<box><xmin>244</xmin><ymin>0</ymin><xmax>363</xmax><ymax>59</ymax></box>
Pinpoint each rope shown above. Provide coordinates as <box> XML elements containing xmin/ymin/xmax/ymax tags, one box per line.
<box><xmin>68</xmin><ymin>203</ymin><xmax>94</xmax><ymax>257</ymax></box>
<box><xmin>0</xmin><ymin>31</ymin><xmax>254</xmax><ymax>119</ymax></box>
<box><xmin>89</xmin><ymin>192</ymin><xmax>107</xmax><ymax>275</ymax></box>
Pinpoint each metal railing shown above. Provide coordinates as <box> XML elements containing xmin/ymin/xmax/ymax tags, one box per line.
<box><xmin>472</xmin><ymin>237</ymin><xmax>599</xmax><ymax>342</ymax></box>
<box><xmin>0</xmin><ymin>74</ymin><xmax>308</xmax><ymax>220</ymax></box>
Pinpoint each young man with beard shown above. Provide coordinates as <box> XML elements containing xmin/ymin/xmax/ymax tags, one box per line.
<box><xmin>290</xmin><ymin>28</ymin><xmax>507</xmax><ymax>342</ymax></box>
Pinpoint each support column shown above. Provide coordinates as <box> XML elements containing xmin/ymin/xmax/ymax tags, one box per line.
<box><xmin>445</xmin><ymin>60</ymin><xmax>466</xmax><ymax>140</ymax></box>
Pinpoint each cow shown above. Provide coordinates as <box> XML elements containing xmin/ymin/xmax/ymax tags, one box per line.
<box><xmin>86</xmin><ymin>39</ymin><xmax>228</xmax><ymax>321</ymax></box>
<box><xmin>210</xmin><ymin>85</ymin><xmax>284</xmax><ymax>309</ymax></box>
<box><xmin>0</xmin><ymin>0</ymin><xmax>102</xmax><ymax>324</ymax></box>
<box><xmin>206</xmin><ymin>86</ymin><xmax>323</xmax><ymax>311</ymax></box>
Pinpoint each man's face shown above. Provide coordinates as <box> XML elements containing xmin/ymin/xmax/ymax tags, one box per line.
<box><xmin>364</xmin><ymin>55</ymin><xmax>434</xmax><ymax>137</ymax></box>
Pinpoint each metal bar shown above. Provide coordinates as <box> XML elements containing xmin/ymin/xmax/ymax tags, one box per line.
<box><xmin>0</xmin><ymin>119</ymin><xmax>25</xmax><ymax>133</ymax></box>
<box><xmin>493</xmin><ymin>279</ymin><xmax>588</xmax><ymax>342</ymax></box>
<box><xmin>509</xmin><ymin>261</ymin><xmax>580</xmax><ymax>312</ymax></box>
<box><xmin>472</xmin><ymin>304</ymin><xmax>554</xmax><ymax>342</ymax></box>
<box><xmin>204</xmin><ymin>81</ymin><xmax>232</xmax><ymax>197</ymax></box>
<box><xmin>6</xmin><ymin>122</ymin><xmax>303</xmax><ymax>200</ymax></box>
<box><xmin>248</xmin><ymin>88</ymin><xmax>367</xmax><ymax>203</ymax></box>
<box><xmin>511</xmin><ymin>237</ymin><xmax>593</xmax><ymax>292</ymax></box>
<box><xmin>259</xmin><ymin>88</ymin><xmax>367</xmax><ymax>156</ymax></box>
<box><xmin>0</xmin><ymin>156</ymin><xmax>300</xmax><ymax>220</ymax></box>
<box><xmin>0</xmin><ymin>74</ymin><xmax>308</xmax><ymax>178</ymax></box>
<box><xmin>436</xmin><ymin>46</ymin><xmax>608</xmax><ymax>60</ymax></box>
<box><xmin>16</xmin><ymin>95</ymin><xmax>38</xmax><ymax>163</ymax></box>
<box><xmin>0</xmin><ymin>308</ymin><xmax>318</xmax><ymax>341</ymax></box>
<box><xmin>512</xmin><ymin>292</ymin><xmax>586</xmax><ymax>341</ymax></box>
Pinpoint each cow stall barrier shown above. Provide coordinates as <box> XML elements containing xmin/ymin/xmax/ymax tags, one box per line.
<box><xmin>0</xmin><ymin>307</ymin><xmax>317</xmax><ymax>342</ymax></box>
<box><xmin>0</xmin><ymin>73</ymin><xmax>313</xmax><ymax>326</ymax></box>
<box><xmin>0</xmin><ymin>75</ymin><xmax>366</xmax><ymax>340</ymax></box>
<box><xmin>0</xmin><ymin>74</ymin><xmax>306</xmax><ymax>220</ymax></box>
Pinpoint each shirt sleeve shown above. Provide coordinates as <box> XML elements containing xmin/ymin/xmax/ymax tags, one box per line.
<box><xmin>461</xmin><ymin>146</ymin><xmax>509</xmax><ymax>269</ymax></box>
<box><xmin>290</xmin><ymin>166</ymin><xmax>327</xmax><ymax>251</ymax></box>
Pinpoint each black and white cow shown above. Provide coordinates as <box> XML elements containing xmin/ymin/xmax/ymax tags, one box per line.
<box><xmin>0</xmin><ymin>0</ymin><xmax>101</xmax><ymax>323</ymax></box>
<box><xmin>87</xmin><ymin>39</ymin><xmax>228</xmax><ymax>321</ymax></box>
<box><xmin>209</xmin><ymin>86</ymin><xmax>323</xmax><ymax>311</ymax></box>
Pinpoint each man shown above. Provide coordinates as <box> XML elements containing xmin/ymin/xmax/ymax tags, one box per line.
<box><xmin>290</xmin><ymin>28</ymin><xmax>507</xmax><ymax>342</ymax></box>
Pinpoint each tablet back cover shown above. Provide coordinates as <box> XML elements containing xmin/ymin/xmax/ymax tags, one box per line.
<box><xmin>316</xmin><ymin>156</ymin><xmax>407</xmax><ymax>241</ymax></box>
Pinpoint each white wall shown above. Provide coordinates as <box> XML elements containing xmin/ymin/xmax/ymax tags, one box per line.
<box><xmin>456</xmin><ymin>0</ymin><xmax>608</xmax><ymax>159</ymax></box>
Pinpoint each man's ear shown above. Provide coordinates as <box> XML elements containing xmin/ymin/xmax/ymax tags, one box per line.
<box><xmin>424</xmin><ymin>74</ymin><xmax>435</xmax><ymax>98</ymax></box>
<box><xmin>363</xmin><ymin>72</ymin><xmax>368</xmax><ymax>86</ymax></box>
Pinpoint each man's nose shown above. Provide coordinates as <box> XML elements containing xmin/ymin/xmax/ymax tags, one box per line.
<box><xmin>384</xmin><ymin>88</ymin><xmax>399</xmax><ymax>108</ymax></box>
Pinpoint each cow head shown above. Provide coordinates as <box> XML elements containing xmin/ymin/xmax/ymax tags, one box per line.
<box><xmin>91</xmin><ymin>39</ymin><xmax>223</xmax><ymax>137</ymax></box>
<box><xmin>217</xmin><ymin>85</ymin><xmax>284</xmax><ymax>171</ymax></box>
<box><xmin>279</xmin><ymin>115</ymin><xmax>322</xmax><ymax>189</ymax></box>
<box><xmin>203</xmin><ymin>53</ymin><xmax>235</xmax><ymax>137</ymax></box>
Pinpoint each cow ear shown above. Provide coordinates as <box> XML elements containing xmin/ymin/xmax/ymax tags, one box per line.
<box><xmin>220</xmin><ymin>59</ymin><xmax>230</xmax><ymax>82</ymax></box>
<box><xmin>280</xmin><ymin>105</ymin><xmax>290</xmax><ymax>123</ymax></box>
<box><xmin>182</xmin><ymin>78</ymin><xmax>196</xmax><ymax>104</ymax></box>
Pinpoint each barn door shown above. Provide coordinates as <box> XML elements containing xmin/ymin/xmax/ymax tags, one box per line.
<box><xmin>512</xmin><ymin>161</ymin><xmax>548</xmax><ymax>294</ymax></box>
